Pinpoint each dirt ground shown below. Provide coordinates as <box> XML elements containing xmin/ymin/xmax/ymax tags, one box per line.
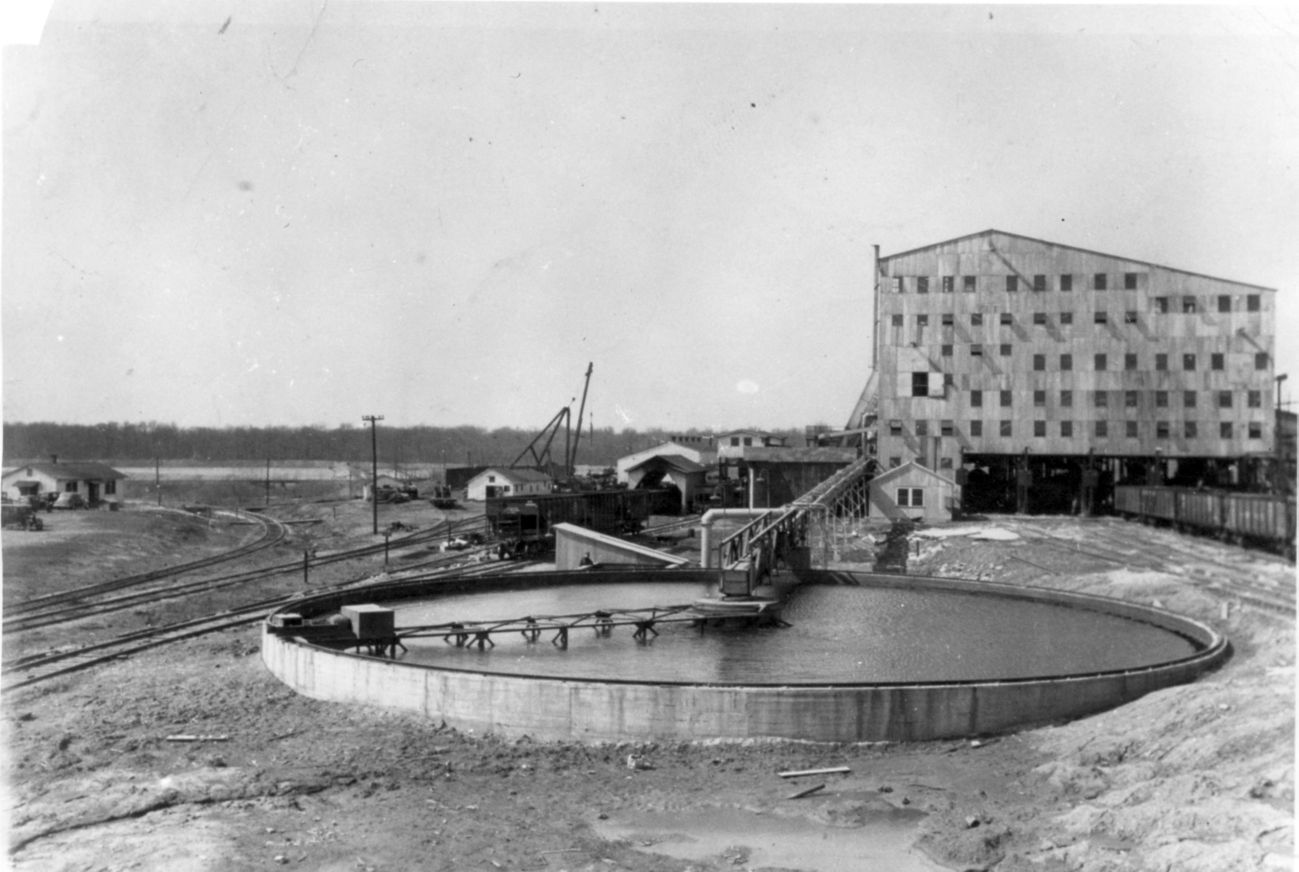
<box><xmin>2</xmin><ymin>499</ymin><xmax>1293</xmax><ymax>872</ymax></box>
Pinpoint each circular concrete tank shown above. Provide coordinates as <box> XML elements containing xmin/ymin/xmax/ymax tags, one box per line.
<box><xmin>261</xmin><ymin>569</ymin><xmax>1228</xmax><ymax>743</ymax></box>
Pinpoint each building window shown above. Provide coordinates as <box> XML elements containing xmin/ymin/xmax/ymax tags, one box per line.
<box><xmin>971</xmin><ymin>313</ymin><xmax>984</xmax><ymax>326</ymax></box>
<box><xmin>1125</xmin><ymin>353</ymin><xmax>1138</xmax><ymax>370</ymax></box>
<box><xmin>1094</xmin><ymin>390</ymin><xmax>1108</xmax><ymax>408</ymax></box>
<box><xmin>1126</xmin><ymin>420</ymin><xmax>1139</xmax><ymax>438</ymax></box>
<box><xmin>1249</xmin><ymin>422</ymin><xmax>1263</xmax><ymax>439</ymax></box>
<box><xmin>917</xmin><ymin>276</ymin><xmax>929</xmax><ymax>294</ymax></box>
<box><xmin>1033</xmin><ymin>354</ymin><xmax>1046</xmax><ymax>371</ymax></box>
<box><xmin>889</xmin><ymin>456</ymin><xmax>902</xmax><ymax>468</ymax></box>
<box><xmin>105</xmin><ymin>481</ymin><xmax>117</xmax><ymax>495</ymax></box>
<box><xmin>1156</xmin><ymin>390</ymin><xmax>1169</xmax><ymax>408</ymax></box>
<box><xmin>940</xmin><ymin>420</ymin><xmax>955</xmax><ymax>436</ymax></box>
<box><xmin>1094</xmin><ymin>311</ymin><xmax>1108</xmax><ymax>324</ymax></box>
<box><xmin>912</xmin><ymin>372</ymin><xmax>930</xmax><ymax>397</ymax></box>
<box><xmin>1156</xmin><ymin>353</ymin><xmax>1168</xmax><ymax>371</ymax></box>
<box><xmin>1033</xmin><ymin>312</ymin><xmax>1047</xmax><ymax>325</ymax></box>
<box><xmin>1247</xmin><ymin>294</ymin><xmax>1260</xmax><ymax>312</ymax></box>
<box><xmin>942</xmin><ymin>276</ymin><xmax>954</xmax><ymax>293</ymax></box>
<box><xmin>730</xmin><ymin>438</ymin><xmax>739</xmax><ymax>447</ymax></box>
<box><xmin>1000</xmin><ymin>390</ymin><xmax>1013</xmax><ymax>408</ymax></box>
<box><xmin>488</xmin><ymin>475</ymin><xmax>497</xmax><ymax>482</ymax></box>
<box><xmin>1183</xmin><ymin>296</ymin><xmax>1198</xmax><ymax>313</ymax></box>
<box><xmin>1125</xmin><ymin>310</ymin><xmax>1139</xmax><ymax>324</ymax></box>
<box><xmin>1000</xmin><ymin>420</ymin><xmax>1013</xmax><ymax>437</ymax></box>
<box><xmin>1218</xmin><ymin>391</ymin><xmax>1233</xmax><ymax>409</ymax></box>
<box><xmin>963</xmin><ymin>275</ymin><xmax>976</xmax><ymax>292</ymax></box>
<box><xmin>1034</xmin><ymin>420</ymin><xmax>1047</xmax><ymax>437</ymax></box>
<box><xmin>1095</xmin><ymin>420</ymin><xmax>1108</xmax><ymax>437</ymax></box>
<box><xmin>1034</xmin><ymin>389</ymin><xmax>1046</xmax><ymax>406</ymax></box>
<box><xmin>1000</xmin><ymin>343</ymin><xmax>1012</xmax><ymax>357</ymax></box>
<box><xmin>939</xmin><ymin>456</ymin><xmax>954</xmax><ymax>469</ymax></box>
<box><xmin>893</xmin><ymin>277</ymin><xmax>905</xmax><ymax>293</ymax></box>
<box><xmin>941</xmin><ymin>344</ymin><xmax>953</xmax><ymax>357</ymax></box>
<box><xmin>915</xmin><ymin>420</ymin><xmax>929</xmax><ymax>436</ymax></box>
<box><xmin>1154</xmin><ymin>297</ymin><xmax>1169</xmax><ymax>313</ymax></box>
<box><xmin>1256</xmin><ymin>352</ymin><xmax>1269</xmax><ymax>370</ymax></box>
<box><xmin>970</xmin><ymin>389</ymin><xmax>983</xmax><ymax>407</ymax></box>
<box><xmin>941</xmin><ymin>313</ymin><xmax>954</xmax><ymax>326</ymax></box>
<box><xmin>891</xmin><ymin>314</ymin><xmax>903</xmax><ymax>326</ymax></box>
<box><xmin>1033</xmin><ymin>274</ymin><xmax>1046</xmax><ymax>292</ymax></box>
<box><xmin>1000</xmin><ymin>312</ymin><xmax>1014</xmax><ymax>326</ymax></box>
<box><xmin>1218</xmin><ymin>295</ymin><xmax>1232</xmax><ymax>313</ymax></box>
<box><xmin>1156</xmin><ymin>421</ymin><xmax>1170</xmax><ymax>439</ymax></box>
<box><xmin>1094</xmin><ymin>273</ymin><xmax>1107</xmax><ymax>290</ymax></box>
<box><xmin>1124</xmin><ymin>272</ymin><xmax>1138</xmax><ymax>290</ymax></box>
<box><xmin>971</xmin><ymin>344</ymin><xmax>983</xmax><ymax>357</ymax></box>
<box><xmin>917</xmin><ymin>314</ymin><xmax>929</xmax><ymax>327</ymax></box>
<box><xmin>896</xmin><ymin>488</ymin><xmax>924</xmax><ymax>507</ymax></box>
<box><xmin>1060</xmin><ymin>311</ymin><xmax>1074</xmax><ymax>325</ymax></box>
<box><xmin>1060</xmin><ymin>390</ymin><xmax>1073</xmax><ymax>407</ymax></box>
<box><xmin>1248</xmin><ymin>390</ymin><xmax>1262</xmax><ymax>408</ymax></box>
<box><xmin>1095</xmin><ymin>353</ymin><xmax>1107</xmax><ymax>371</ymax></box>
<box><xmin>1060</xmin><ymin>274</ymin><xmax>1073</xmax><ymax>292</ymax></box>
<box><xmin>970</xmin><ymin>420</ymin><xmax>983</xmax><ymax>437</ymax></box>
<box><xmin>1220</xmin><ymin>422</ymin><xmax>1233</xmax><ymax>439</ymax></box>
<box><xmin>1185</xmin><ymin>421</ymin><xmax>1198</xmax><ymax>439</ymax></box>
<box><xmin>889</xmin><ymin>420</ymin><xmax>903</xmax><ymax>435</ymax></box>
<box><xmin>744</xmin><ymin>437</ymin><xmax>753</xmax><ymax>446</ymax></box>
<box><xmin>1184</xmin><ymin>353</ymin><xmax>1197</xmax><ymax>371</ymax></box>
<box><xmin>1006</xmin><ymin>275</ymin><xmax>1018</xmax><ymax>292</ymax></box>
<box><xmin>1061</xmin><ymin>420</ymin><xmax>1073</xmax><ymax>438</ymax></box>
<box><xmin>1125</xmin><ymin>390</ymin><xmax>1139</xmax><ymax>408</ymax></box>
<box><xmin>1184</xmin><ymin>390</ymin><xmax>1197</xmax><ymax>408</ymax></box>
<box><xmin>1211</xmin><ymin>352</ymin><xmax>1224</xmax><ymax>371</ymax></box>
<box><xmin>1061</xmin><ymin>354</ymin><xmax>1073</xmax><ymax>371</ymax></box>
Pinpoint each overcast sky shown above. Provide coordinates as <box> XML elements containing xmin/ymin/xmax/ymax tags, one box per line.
<box><xmin>4</xmin><ymin>2</ymin><xmax>1297</xmax><ymax>433</ymax></box>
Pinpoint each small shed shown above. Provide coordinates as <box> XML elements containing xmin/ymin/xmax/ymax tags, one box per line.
<box><xmin>1</xmin><ymin>459</ymin><xmax>127</xmax><ymax>507</ymax></box>
<box><xmin>624</xmin><ymin>454</ymin><xmax>708</xmax><ymax>514</ymax></box>
<box><xmin>465</xmin><ymin>467</ymin><xmax>553</xmax><ymax>501</ymax></box>
<box><xmin>868</xmin><ymin>461</ymin><xmax>958</xmax><ymax>523</ymax></box>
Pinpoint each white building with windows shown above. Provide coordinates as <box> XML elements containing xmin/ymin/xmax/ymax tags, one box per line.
<box><xmin>464</xmin><ymin>467</ymin><xmax>552</xmax><ymax>501</ymax></box>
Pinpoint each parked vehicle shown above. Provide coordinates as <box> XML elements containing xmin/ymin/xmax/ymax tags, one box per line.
<box><xmin>52</xmin><ymin>493</ymin><xmax>86</xmax><ymax>510</ymax></box>
<box><xmin>1114</xmin><ymin>485</ymin><xmax>1295</xmax><ymax>560</ymax></box>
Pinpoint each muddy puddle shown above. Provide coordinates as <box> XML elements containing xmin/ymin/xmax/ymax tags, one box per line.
<box><xmin>594</xmin><ymin>793</ymin><xmax>945</xmax><ymax>871</ymax></box>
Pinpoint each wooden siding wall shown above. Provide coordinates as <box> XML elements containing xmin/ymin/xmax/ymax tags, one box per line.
<box><xmin>875</xmin><ymin>231</ymin><xmax>1277</xmax><ymax>467</ymax></box>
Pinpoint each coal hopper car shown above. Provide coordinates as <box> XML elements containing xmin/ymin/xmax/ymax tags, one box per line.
<box><xmin>485</xmin><ymin>488</ymin><xmax>670</xmax><ymax>559</ymax></box>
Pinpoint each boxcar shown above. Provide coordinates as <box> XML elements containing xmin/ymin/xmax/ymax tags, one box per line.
<box><xmin>1114</xmin><ymin>485</ymin><xmax>1295</xmax><ymax>559</ymax></box>
<box><xmin>485</xmin><ymin>488</ymin><xmax>670</xmax><ymax>558</ymax></box>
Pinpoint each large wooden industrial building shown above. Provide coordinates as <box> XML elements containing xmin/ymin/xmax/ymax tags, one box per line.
<box><xmin>861</xmin><ymin>229</ymin><xmax>1279</xmax><ymax>514</ymax></box>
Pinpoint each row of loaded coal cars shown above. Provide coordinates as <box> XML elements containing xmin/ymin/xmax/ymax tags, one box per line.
<box><xmin>1114</xmin><ymin>485</ymin><xmax>1296</xmax><ymax>560</ymax></box>
<box><xmin>485</xmin><ymin>488</ymin><xmax>672</xmax><ymax>559</ymax></box>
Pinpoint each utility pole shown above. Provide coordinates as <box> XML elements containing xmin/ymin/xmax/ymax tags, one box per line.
<box><xmin>362</xmin><ymin>414</ymin><xmax>384</xmax><ymax>534</ymax></box>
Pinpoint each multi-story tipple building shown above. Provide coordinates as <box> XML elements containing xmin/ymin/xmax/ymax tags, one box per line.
<box><xmin>861</xmin><ymin>229</ymin><xmax>1279</xmax><ymax>513</ymax></box>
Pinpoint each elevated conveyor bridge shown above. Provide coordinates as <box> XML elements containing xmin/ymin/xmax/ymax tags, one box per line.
<box><xmin>712</xmin><ymin>456</ymin><xmax>881</xmax><ymax>592</ymax></box>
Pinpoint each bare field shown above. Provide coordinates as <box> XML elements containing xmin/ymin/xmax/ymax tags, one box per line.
<box><xmin>2</xmin><ymin>503</ymin><xmax>1293</xmax><ymax>872</ymax></box>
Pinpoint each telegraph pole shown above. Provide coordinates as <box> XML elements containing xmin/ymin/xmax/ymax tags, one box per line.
<box><xmin>362</xmin><ymin>414</ymin><xmax>384</xmax><ymax>534</ymax></box>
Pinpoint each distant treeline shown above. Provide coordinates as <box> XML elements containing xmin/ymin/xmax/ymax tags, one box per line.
<box><xmin>3</xmin><ymin>421</ymin><xmax>803</xmax><ymax>468</ymax></box>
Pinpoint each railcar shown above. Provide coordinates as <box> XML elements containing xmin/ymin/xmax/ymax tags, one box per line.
<box><xmin>1114</xmin><ymin>485</ymin><xmax>1295</xmax><ymax>560</ymax></box>
<box><xmin>485</xmin><ymin>488</ymin><xmax>671</xmax><ymax>559</ymax></box>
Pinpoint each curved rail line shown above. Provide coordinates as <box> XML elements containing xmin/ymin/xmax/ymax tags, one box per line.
<box><xmin>2</xmin><ymin>553</ymin><xmax>543</xmax><ymax>691</ymax></box>
<box><xmin>1016</xmin><ymin>520</ymin><xmax>1295</xmax><ymax>617</ymax></box>
<box><xmin>5</xmin><ymin>508</ymin><xmax>291</xmax><ymax>618</ymax></box>
<box><xmin>3</xmin><ymin>514</ymin><xmax>489</xmax><ymax>635</ymax></box>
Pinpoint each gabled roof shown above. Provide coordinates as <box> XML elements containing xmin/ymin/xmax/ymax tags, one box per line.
<box><xmin>870</xmin><ymin>460</ymin><xmax>957</xmax><ymax>489</ymax></box>
<box><xmin>475</xmin><ymin>467</ymin><xmax>552</xmax><ymax>484</ymax></box>
<box><xmin>881</xmin><ymin>228</ymin><xmax>1275</xmax><ymax>292</ymax></box>
<box><xmin>625</xmin><ymin>454</ymin><xmax>708</xmax><ymax>474</ymax></box>
<box><xmin>3</xmin><ymin>461</ymin><xmax>127</xmax><ymax>480</ymax></box>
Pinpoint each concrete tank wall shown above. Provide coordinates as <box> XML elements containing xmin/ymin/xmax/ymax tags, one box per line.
<box><xmin>261</xmin><ymin>569</ymin><xmax>1228</xmax><ymax>744</ymax></box>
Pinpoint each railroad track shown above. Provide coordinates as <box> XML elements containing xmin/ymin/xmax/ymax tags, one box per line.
<box><xmin>4</xmin><ymin>514</ymin><xmax>490</xmax><ymax>635</ymax></box>
<box><xmin>1</xmin><ymin>553</ymin><xmax>546</xmax><ymax>692</ymax></box>
<box><xmin>1019</xmin><ymin>518</ymin><xmax>1295</xmax><ymax>617</ymax></box>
